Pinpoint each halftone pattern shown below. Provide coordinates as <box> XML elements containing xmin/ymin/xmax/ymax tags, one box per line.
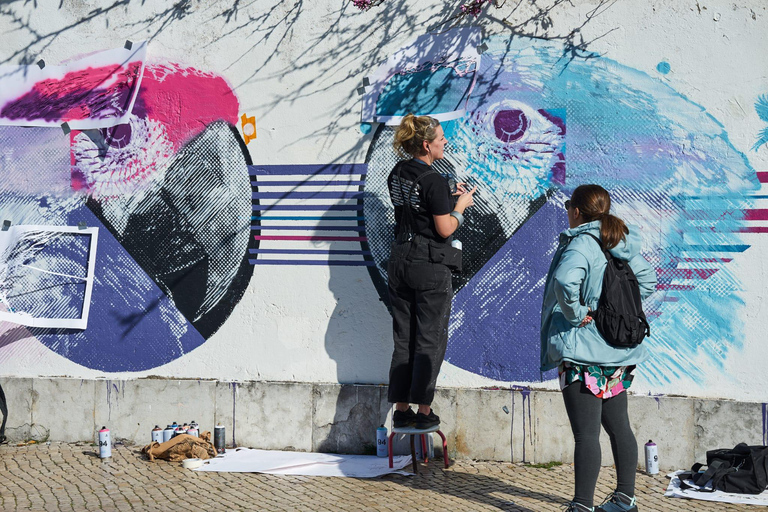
<box><xmin>0</xmin><ymin>229</ymin><xmax>94</xmax><ymax>322</ymax></box>
<box><xmin>364</xmin><ymin>122</ymin><xmax>553</xmax><ymax>296</ymax></box>
<box><xmin>365</xmin><ymin>33</ymin><xmax>761</xmax><ymax>386</ymax></box>
<box><xmin>96</xmin><ymin>121</ymin><xmax>253</xmax><ymax>332</ymax></box>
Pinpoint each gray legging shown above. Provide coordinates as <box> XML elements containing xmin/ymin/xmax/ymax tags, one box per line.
<box><xmin>562</xmin><ymin>380</ymin><xmax>637</xmax><ymax>508</ymax></box>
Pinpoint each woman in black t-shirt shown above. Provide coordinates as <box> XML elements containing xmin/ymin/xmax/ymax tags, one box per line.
<box><xmin>387</xmin><ymin>113</ymin><xmax>476</xmax><ymax>430</ymax></box>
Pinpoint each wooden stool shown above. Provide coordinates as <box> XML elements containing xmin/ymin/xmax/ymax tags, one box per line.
<box><xmin>388</xmin><ymin>425</ymin><xmax>449</xmax><ymax>473</ymax></box>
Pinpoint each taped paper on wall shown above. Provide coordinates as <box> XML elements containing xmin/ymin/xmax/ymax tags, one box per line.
<box><xmin>0</xmin><ymin>225</ymin><xmax>98</xmax><ymax>329</ymax></box>
<box><xmin>0</xmin><ymin>42</ymin><xmax>147</xmax><ymax>129</ymax></box>
<box><xmin>361</xmin><ymin>27</ymin><xmax>481</xmax><ymax>125</ymax></box>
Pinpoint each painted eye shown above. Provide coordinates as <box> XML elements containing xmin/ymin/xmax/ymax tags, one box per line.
<box><xmin>493</xmin><ymin>109</ymin><xmax>529</xmax><ymax>143</ymax></box>
<box><xmin>100</xmin><ymin>123</ymin><xmax>133</xmax><ymax>149</ymax></box>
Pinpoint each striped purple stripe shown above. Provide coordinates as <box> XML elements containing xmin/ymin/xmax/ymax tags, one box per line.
<box><xmin>249</xmin><ymin>259</ymin><xmax>375</xmax><ymax>266</ymax></box>
<box><xmin>253</xmin><ymin>192</ymin><xmax>363</xmax><ymax>199</ymax></box>
<box><xmin>248</xmin><ymin>164</ymin><xmax>367</xmax><ymax>176</ymax></box>
<box><xmin>252</xmin><ymin>204</ymin><xmax>363</xmax><ymax>211</ymax></box>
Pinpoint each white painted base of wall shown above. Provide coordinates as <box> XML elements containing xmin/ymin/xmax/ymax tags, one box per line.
<box><xmin>1</xmin><ymin>377</ymin><xmax>763</xmax><ymax>471</ymax></box>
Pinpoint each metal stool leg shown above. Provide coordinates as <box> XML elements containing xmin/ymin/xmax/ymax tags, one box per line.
<box><xmin>421</xmin><ymin>434</ymin><xmax>429</xmax><ymax>465</ymax></box>
<box><xmin>436</xmin><ymin>430</ymin><xmax>449</xmax><ymax>468</ymax></box>
<box><xmin>409</xmin><ymin>434</ymin><xmax>418</xmax><ymax>473</ymax></box>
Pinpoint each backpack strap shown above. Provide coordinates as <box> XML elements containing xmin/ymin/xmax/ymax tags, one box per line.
<box><xmin>395</xmin><ymin>164</ymin><xmax>438</xmax><ymax>242</ymax></box>
<box><xmin>678</xmin><ymin>459</ymin><xmax>731</xmax><ymax>492</ymax></box>
<box><xmin>581</xmin><ymin>232</ymin><xmax>607</xmax><ymax>254</ymax></box>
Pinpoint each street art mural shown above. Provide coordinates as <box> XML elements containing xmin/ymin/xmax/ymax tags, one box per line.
<box><xmin>361</xmin><ymin>29</ymin><xmax>761</xmax><ymax>386</ymax></box>
<box><xmin>0</xmin><ymin>43</ymin><xmax>254</xmax><ymax>371</ymax></box>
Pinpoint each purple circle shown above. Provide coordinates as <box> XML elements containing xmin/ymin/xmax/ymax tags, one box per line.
<box><xmin>101</xmin><ymin>123</ymin><xmax>133</xmax><ymax>149</ymax></box>
<box><xmin>493</xmin><ymin>109</ymin><xmax>528</xmax><ymax>143</ymax></box>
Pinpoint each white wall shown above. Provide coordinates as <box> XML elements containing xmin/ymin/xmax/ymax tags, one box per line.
<box><xmin>0</xmin><ymin>0</ymin><xmax>767</xmax><ymax>402</ymax></box>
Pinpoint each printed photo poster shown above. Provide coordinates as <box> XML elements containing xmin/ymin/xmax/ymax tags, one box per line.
<box><xmin>0</xmin><ymin>225</ymin><xmax>98</xmax><ymax>329</ymax></box>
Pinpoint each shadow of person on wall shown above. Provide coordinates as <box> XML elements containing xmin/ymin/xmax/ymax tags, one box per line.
<box><xmin>321</xmin><ymin>179</ymin><xmax>393</xmax><ymax>457</ymax></box>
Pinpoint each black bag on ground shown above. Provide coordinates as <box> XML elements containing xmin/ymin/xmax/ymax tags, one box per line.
<box><xmin>679</xmin><ymin>443</ymin><xmax>768</xmax><ymax>494</ymax></box>
<box><xmin>582</xmin><ymin>233</ymin><xmax>650</xmax><ymax>348</ymax></box>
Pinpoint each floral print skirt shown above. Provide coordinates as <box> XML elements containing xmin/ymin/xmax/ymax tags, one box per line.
<box><xmin>558</xmin><ymin>362</ymin><xmax>636</xmax><ymax>398</ymax></box>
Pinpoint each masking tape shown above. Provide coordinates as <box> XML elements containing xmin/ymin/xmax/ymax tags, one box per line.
<box><xmin>182</xmin><ymin>458</ymin><xmax>204</xmax><ymax>469</ymax></box>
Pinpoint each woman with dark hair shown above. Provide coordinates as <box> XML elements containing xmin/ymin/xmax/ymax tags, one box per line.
<box><xmin>387</xmin><ymin>113</ymin><xmax>476</xmax><ymax>430</ymax></box>
<box><xmin>540</xmin><ymin>184</ymin><xmax>656</xmax><ymax>512</ymax></box>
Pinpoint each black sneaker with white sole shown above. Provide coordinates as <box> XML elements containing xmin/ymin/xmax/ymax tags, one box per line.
<box><xmin>414</xmin><ymin>410</ymin><xmax>440</xmax><ymax>429</ymax></box>
<box><xmin>393</xmin><ymin>408</ymin><xmax>417</xmax><ymax>428</ymax></box>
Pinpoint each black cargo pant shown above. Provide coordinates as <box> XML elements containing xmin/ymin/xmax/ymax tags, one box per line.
<box><xmin>387</xmin><ymin>239</ymin><xmax>452</xmax><ymax>406</ymax></box>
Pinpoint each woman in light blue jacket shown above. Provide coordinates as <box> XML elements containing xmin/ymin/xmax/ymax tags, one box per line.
<box><xmin>540</xmin><ymin>185</ymin><xmax>656</xmax><ymax>512</ymax></box>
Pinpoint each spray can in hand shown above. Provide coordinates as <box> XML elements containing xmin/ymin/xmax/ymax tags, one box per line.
<box><xmin>376</xmin><ymin>425</ymin><xmax>388</xmax><ymax>457</ymax></box>
<box><xmin>645</xmin><ymin>440</ymin><xmax>659</xmax><ymax>475</ymax></box>
<box><xmin>98</xmin><ymin>426</ymin><xmax>111</xmax><ymax>459</ymax></box>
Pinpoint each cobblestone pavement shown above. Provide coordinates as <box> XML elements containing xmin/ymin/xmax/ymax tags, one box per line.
<box><xmin>0</xmin><ymin>442</ymin><xmax>757</xmax><ymax>511</ymax></box>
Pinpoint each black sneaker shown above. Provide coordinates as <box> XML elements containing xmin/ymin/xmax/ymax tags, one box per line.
<box><xmin>393</xmin><ymin>408</ymin><xmax>416</xmax><ymax>428</ymax></box>
<box><xmin>414</xmin><ymin>410</ymin><xmax>440</xmax><ymax>429</ymax></box>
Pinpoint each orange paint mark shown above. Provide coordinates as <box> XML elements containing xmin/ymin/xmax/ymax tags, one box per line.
<box><xmin>241</xmin><ymin>113</ymin><xmax>257</xmax><ymax>144</ymax></box>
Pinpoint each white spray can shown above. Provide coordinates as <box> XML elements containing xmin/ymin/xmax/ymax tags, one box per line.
<box><xmin>151</xmin><ymin>425</ymin><xmax>163</xmax><ymax>443</ymax></box>
<box><xmin>376</xmin><ymin>425</ymin><xmax>388</xmax><ymax>457</ymax></box>
<box><xmin>645</xmin><ymin>440</ymin><xmax>659</xmax><ymax>475</ymax></box>
<box><xmin>162</xmin><ymin>425</ymin><xmax>174</xmax><ymax>442</ymax></box>
<box><xmin>98</xmin><ymin>426</ymin><xmax>111</xmax><ymax>459</ymax></box>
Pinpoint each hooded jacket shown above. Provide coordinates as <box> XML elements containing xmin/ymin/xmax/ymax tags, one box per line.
<box><xmin>540</xmin><ymin>220</ymin><xmax>657</xmax><ymax>372</ymax></box>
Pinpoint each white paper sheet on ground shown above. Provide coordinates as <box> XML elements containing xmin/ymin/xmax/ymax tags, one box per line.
<box><xmin>360</xmin><ymin>27</ymin><xmax>481</xmax><ymax>125</ymax></box>
<box><xmin>193</xmin><ymin>448</ymin><xmax>413</xmax><ymax>478</ymax></box>
<box><xmin>0</xmin><ymin>42</ymin><xmax>147</xmax><ymax>129</ymax></box>
<box><xmin>0</xmin><ymin>225</ymin><xmax>98</xmax><ymax>329</ymax></box>
<box><xmin>666</xmin><ymin>470</ymin><xmax>768</xmax><ymax>505</ymax></box>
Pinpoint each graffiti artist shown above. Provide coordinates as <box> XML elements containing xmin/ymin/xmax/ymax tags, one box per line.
<box><xmin>386</xmin><ymin>113</ymin><xmax>477</xmax><ymax>430</ymax></box>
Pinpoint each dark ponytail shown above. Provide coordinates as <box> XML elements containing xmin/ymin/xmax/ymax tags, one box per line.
<box><xmin>570</xmin><ymin>184</ymin><xmax>628</xmax><ymax>249</ymax></box>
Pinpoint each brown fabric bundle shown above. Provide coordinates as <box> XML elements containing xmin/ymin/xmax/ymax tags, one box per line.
<box><xmin>142</xmin><ymin>432</ymin><xmax>216</xmax><ymax>462</ymax></box>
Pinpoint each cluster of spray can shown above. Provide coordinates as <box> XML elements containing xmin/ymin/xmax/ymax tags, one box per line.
<box><xmin>152</xmin><ymin>421</ymin><xmax>201</xmax><ymax>443</ymax></box>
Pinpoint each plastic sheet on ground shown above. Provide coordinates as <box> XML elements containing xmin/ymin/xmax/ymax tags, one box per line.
<box><xmin>193</xmin><ymin>448</ymin><xmax>413</xmax><ymax>478</ymax></box>
<box><xmin>666</xmin><ymin>470</ymin><xmax>768</xmax><ymax>505</ymax></box>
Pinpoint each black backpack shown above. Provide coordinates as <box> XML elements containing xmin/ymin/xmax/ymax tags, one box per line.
<box><xmin>582</xmin><ymin>233</ymin><xmax>650</xmax><ymax>349</ymax></box>
<box><xmin>679</xmin><ymin>443</ymin><xmax>768</xmax><ymax>494</ymax></box>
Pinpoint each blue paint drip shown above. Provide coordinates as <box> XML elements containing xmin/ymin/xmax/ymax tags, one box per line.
<box><xmin>360</xmin><ymin>123</ymin><xmax>372</xmax><ymax>135</ymax></box>
<box><xmin>656</xmin><ymin>61</ymin><xmax>671</xmax><ymax>74</ymax></box>
<box><xmin>232</xmin><ymin>382</ymin><xmax>238</xmax><ymax>447</ymax></box>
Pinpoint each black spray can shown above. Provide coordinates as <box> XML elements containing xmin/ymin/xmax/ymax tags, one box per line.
<box><xmin>214</xmin><ymin>424</ymin><xmax>226</xmax><ymax>454</ymax></box>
